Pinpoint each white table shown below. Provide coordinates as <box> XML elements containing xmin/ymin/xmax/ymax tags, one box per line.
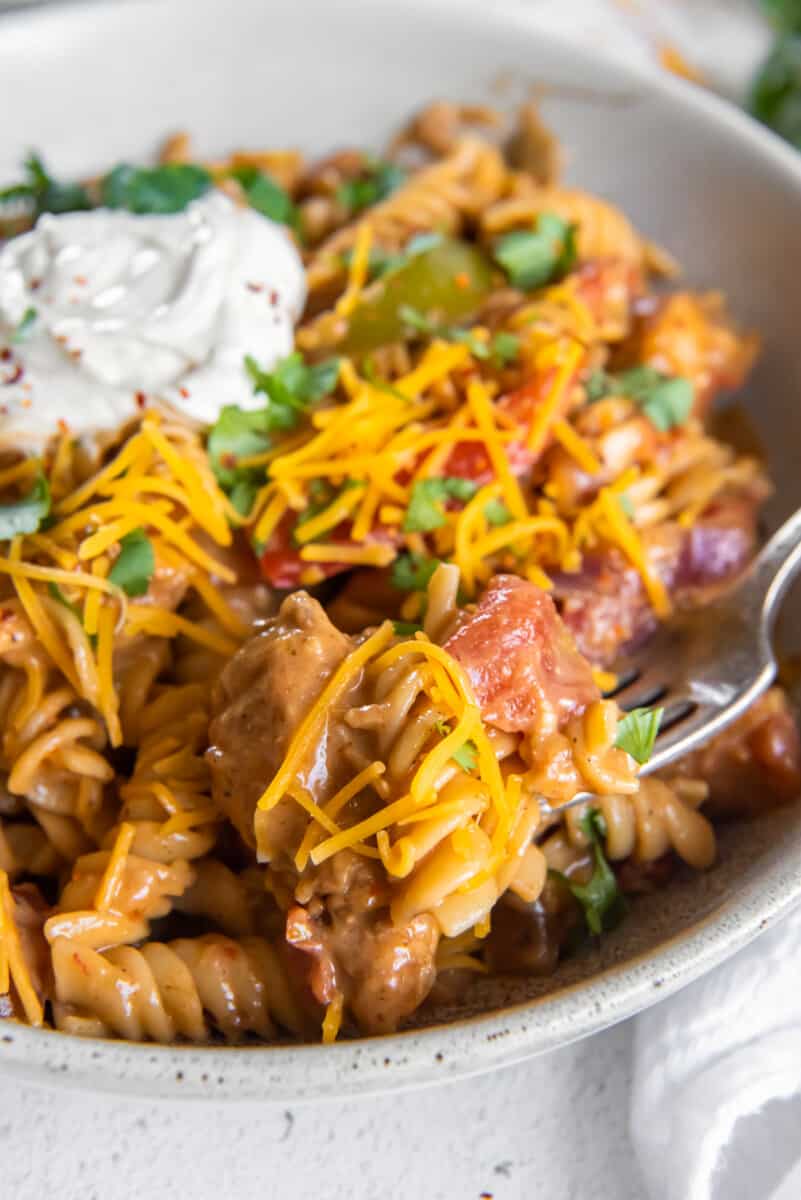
<box><xmin>1</xmin><ymin>1022</ymin><xmax>644</xmax><ymax>1200</ymax></box>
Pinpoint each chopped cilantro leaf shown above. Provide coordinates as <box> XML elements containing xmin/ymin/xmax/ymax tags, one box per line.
<box><xmin>403</xmin><ymin>477</ymin><xmax>478</xmax><ymax>533</ymax></box>
<box><xmin>390</xmin><ymin>552</ymin><xmax>441</xmax><ymax>592</ymax></box>
<box><xmin>493</xmin><ymin>211</ymin><xmax>577</xmax><ymax>291</ymax></box>
<box><xmin>615</xmin><ymin>366</ymin><xmax>694</xmax><ymax>432</ymax></box>
<box><xmin>101</xmin><ymin>163</ymin><xmax>212</xmax><ymax>213</ymax></box>
<box><xmin>0</xmin><ymin>472</ymin><xmax>50</xmax><ymax>540</ymax></box>
<box><xmin>550</xmin><ymin>808</ymin><xmax>626</xmax><ymax>935</ymax></box>
<box><xmin>246</xmin><ymin>351</ymin><xmax>339</xmax><ymax>417</ymax></box>
<box><xmin>451</xmin><ymin>740</ymin><xmax>478</xmax><ymax>772</ymax></box>
<box><xmin>761</xmin><ymin>0</ymin><xmax>801</xmax><ymax>34</ymax></box>
<box><xmin>399</xmin><ymin>304</ymin><xmax>490</xmax><ymax>359</ymax></box>
<box><xmin>392</xmin><ymin>620</ymin><xmax>423</xmax><ymax>636</ymax></box>
<box><xmin>108</xmin><ymin>528</ymin><xmax>155</xmax><ymax>597</ymax></box>
<box><xmin>229</xmin><ymin>164</ymin><xmax>298</xmax><ymax>227</ymax></box>
<box><xmin>585</xmin><ymin>369</ymin><xmax>615</xmax><ymax>403</ymax></box>
<box><xmin>0</xmin><ymin>152</ymin><xmax>91</xmax><ymax>218</ymax></box>
<box><xmin>490</xmin><ymin>331</ymin><xmax>520</xmax><ymax>366</ymax></box>
<box><xmin>11</xmin><ymin>307</ymin><xmax>37</xmax><ymax>344</ymax></box>
<box><xmin>434</xmin><ymin>721</ymin><xmax>479</xmax><ymax>772</ymax></box>
<box><xmin>337</xmin><ymin>160</ymin><xmax>406</xmax><ymax>215</ymax></box>
<box><xmin>614</xmin><ymin>706</ymin><xmax>663</xmax><ymax>764</ymax></box>
<box><xmin>483</xmin><ymin>498</ymin><xmax>512</xmax><ymax>527</ymax></box>
<box><xmin>207</xmin><ymin>405</ymin><xmax>272</xmax><ymax>490</ymax></box>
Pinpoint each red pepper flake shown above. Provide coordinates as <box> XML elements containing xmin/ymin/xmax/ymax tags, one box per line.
<box><xmin>454</xmin><ymin>272</ymin><xmax>470</xmax><ymax>290</ymax></box>
<box><xmin>57</xmin><ymin>418</ymin><xmax>70</xmax><ymax>435</ymax></box>
<box><xmin>72</xmin><ymin>951</ymin><xmax>91</xmax><ymax>977</ymax></box>
<box><xmin>0</xmin><ymin>349</ymin><xmax>11</xmax><ymax>362</ymax></box>
<box><xmin>269</xmin><ymin>289</ymin><xmax>280</xmax><ymax>306</ymax></box>
<box><xmin>179</xmin><ymin>386</ymin><xmax>191</xmax><ymax>399</ymax></box>
<box><xmin>4</xmin><ymin>365</ymin><xmax>23</xmax><ymax>385</ymax></box>
<box><xmin>68</xmin><ymin>348</ymin><xmax>83</xmax><ymax>361</ymax></box>
<box><xmin>246</xmin><ymin>281</ymin><xmax>264</xmax><ymax>293</ymax></box>
<box><xmin>74</xmin><ymin>274</ymin><xmax>88</xmax><ymax>286</ymax></box>
<box><xmin>135</xmin><ymin>390</ymin><xmax>146</xmax><ymax>410</ymax></box>
<box><xmin>221</xmin><ymin>453</ymin><xmax>237</xmax><ymax>469</ymax></box>
<box><xmin>30</xmin><ymin>277</ymin><xmax>41</xmax><ymax>291</ymax></box>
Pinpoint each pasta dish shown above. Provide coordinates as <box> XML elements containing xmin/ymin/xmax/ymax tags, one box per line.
<box><xmin>0</xmin><ymin>103</ymin><xmax>797</xmax><ymax>1045</ymax></box>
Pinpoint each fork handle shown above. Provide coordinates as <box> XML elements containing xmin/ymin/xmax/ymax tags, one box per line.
<box><xmin>739</xmin><ymin>504</ymin><xmax>801</xmax><ymax>635</ymax></box>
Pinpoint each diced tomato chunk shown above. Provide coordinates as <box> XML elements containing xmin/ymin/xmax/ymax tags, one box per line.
<box><xmin>443</xmin><ymin>574</ymin><xmax>599</xmax><ymax>733</ymax></box>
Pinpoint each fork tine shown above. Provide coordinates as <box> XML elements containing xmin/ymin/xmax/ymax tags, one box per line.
<box><xmin>609</xmin><ymin>663</ymin><xmax>670</xmax><ymax>711</ymax></box>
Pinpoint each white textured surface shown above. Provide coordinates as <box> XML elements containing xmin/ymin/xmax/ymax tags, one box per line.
<box><xmin>2</xmin><ymin>1022</ymin><xmax>643</xmax><ymax>1200</ymax></box>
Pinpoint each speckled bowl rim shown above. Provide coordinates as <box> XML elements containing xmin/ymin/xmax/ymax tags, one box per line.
<box><xmin>2</xmin><ymin>0</ymin><xmax>801</xmax><ymax>1101</ymax></box>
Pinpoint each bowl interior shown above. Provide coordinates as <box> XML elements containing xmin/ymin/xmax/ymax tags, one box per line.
<box><xmin>1</xmin><ymin>0</ymin><xmax>801</xmax><ymax>1099</ymax></box>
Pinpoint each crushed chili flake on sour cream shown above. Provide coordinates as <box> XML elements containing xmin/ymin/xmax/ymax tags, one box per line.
<box><xmin>0</xmin><ymin>192</ymin><xmax>306</xmax><ymax>443</ymax></box>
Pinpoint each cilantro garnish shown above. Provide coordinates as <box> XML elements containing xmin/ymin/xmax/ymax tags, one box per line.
<box><xmin>493</xmin><ymin>212</ymin><xmax>577</xmax><ymax>291</ymax></box>
<box><xmin>108</xmin><ymin>528</ymin><xmax>155</xmax><ymax>597</ymax></box>
<box><xmin>490</xmin><ymin>331</ymin><xmax>521</xmax><ymax>366</ymax></box>
<box><xmin>550</xmin><ymin>809</ymin><xmax>626</xmax><ymax>936</ymax></box>
<box><xmin>585</xmin><ymin>369</ymin><xmax>615</xmax><ymax>403</ymax></box>
<box><xmin>614</xmin><ymin>706</ymin><xmax>663</xmax><ymax>764</ymax></box>
<box><xmin>11</xmin><ymin>307</ymin><xmax>37</xmax><ymax>345</ymax></box>
<box><xmin>101</xmin><ymin>163</ymin><xmax>212</xmax><ymax>213</ymax></box>
<box><xmin>403</xmin><ymin>477</ymin><xmax>478</xmax><ymax>533</ymax></box>
<box><xmin>615</xmin><ymin>366</ymin><xmax>694</xmax><ymax>432</ymax></box>
<box><xmin>0</xmin><ymin>153</ymin><xmax>92</xmax><ymax>219</ymax></box>
<box><xmin>398</xmin><ymin>304</ymin><xmax>517</xmax><ymax>365</ymax></box>
<box><xmin>483</xmin><ymin>498</ymin><xmax>512</xmax><ymax>527</ymax></box>
<box><xmin>434</xmin><ymin>720</ymin><xmax>479</xmax><ymax>772</ymax></box>
<box><xmin>208</xmin><ymin>354</ymin><xmax>340</xmax><ymax>518</ymax></box>
<box><xmin>390</xmin><ymin>552</ymin><xmax>441</xmax><ymax>592</ymax></box>
<box><xmin>762</xmin><ymin>0</ymin><xmax>801</xmax><ymax>30</ymax></box>
<box><xmin>0</xmin><ymin>472</ymin><xmax>50</xmax><ymax>540</ymax></box>
<box><xmin>451</xmin><ymin>740</ymin><xmax>478</xmax><ymax>772</ymax></box>
<box><xmin>337</xmin><ymin>160</ymin><xmax>406</xmax><ymax>215</ymax></box>
<box><xmin>207</xmin><ymin>406</ymin><xmax>272</xmax><ymax>491</ymax></box>
<box><xmin>586</xmin><ymin>365</ymin><xmax>693</xmax><ymax>431</ymax></box>
<box><xmin>392</xmin><ymin>620</ymin><xmax>424</xmax><ymax>636</ymax></box>
<box><xmin>229</xmin><ymin>164</ymin><xmax>298</xmax><ymax>227</ymax></box>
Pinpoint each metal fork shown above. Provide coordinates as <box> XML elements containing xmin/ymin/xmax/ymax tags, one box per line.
<box><xmin>549</xmin><ymin>504</ymin><xmax>801</xmax><ymax>815</ymax></box>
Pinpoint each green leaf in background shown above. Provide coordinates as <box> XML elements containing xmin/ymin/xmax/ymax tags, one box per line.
<box><xmin>108</xmin><ymin>528</ymin><xmax>155</xmax><ymax>596</ymax></box>
<box><xmin>229</xmin><ymin>164</ymin><xmax>298</xmax><ymax>227</ymax></box>
<box><xmin>750</xmin><ymin>34</ymin><xmax>801</xmax><ymax>148</ymax></box>
<box><xmin>0</xmin><ymin>472</ymin><xmax>51</xmax><ymax>540</ymax></box>
<box><xmin>0</xmin><ymin>153</ymin><xmax>91</xmax><ymax>217</ymax></box>
<box><xmin>493</xmin><ymin>211</ymin><xmax>577</xmax><ymax>291</ymax></box>
<box><xmin>390</xmin><ymin>552</ymin><xmax>441</xmax><ymax>592</ymax></box>
<box><xmin>762</xmin><ymin>0</ymin><xmax>801</xmax><ymax>33</ymax></box>
<box><xmin>101</xmin><ymin>163</ymin><xmax>212</xmax><ymax>213</ymax></box>
<box><xmin>337</xmin><ymin>159</ymin><xmax>407</xmax><ymax>215</ymax></box>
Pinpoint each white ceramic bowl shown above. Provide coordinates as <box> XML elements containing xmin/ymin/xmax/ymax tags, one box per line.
<box><xmin>2</xmin><ymin>0</ymin><xmax>801</xmax><ymax>1100</ymax></box>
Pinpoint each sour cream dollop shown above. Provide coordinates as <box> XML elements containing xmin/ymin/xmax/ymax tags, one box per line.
<box><xmin>0</xmin><ymin>192</ymin><xmax>306</xmax><ymax>442</ymax></box>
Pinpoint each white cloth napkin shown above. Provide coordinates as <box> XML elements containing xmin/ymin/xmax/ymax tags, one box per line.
<box><xmin>516</xmin><ymin>3</ymin><xmax>801</xmax><ymax>1198</ymax></box>
<box><xmin>630</xmin><ymin>906</ymin><xmax>801</xmax><ymax>1200</ymax></box>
